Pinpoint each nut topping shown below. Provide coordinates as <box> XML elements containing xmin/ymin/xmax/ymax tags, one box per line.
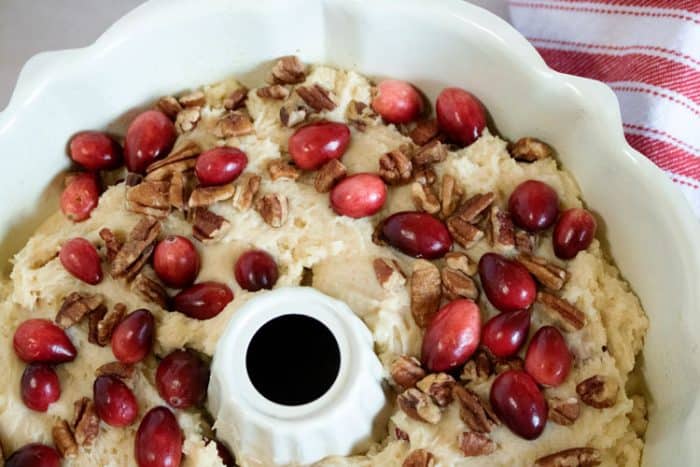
<box><xmin>445</xmin><ymin>251</ymin><xmax>477</xmax><ymax>276</ymax></box>
<box><xmin>175</xmin><ymin>106</ymin><xmax>201</xmax><ymax>133</ymax></box>
<box><xmin>56</xmin><ymin>292</ymin><xmax>104</xmax><ymax>329</ymax></box>
<box><xmin>169</xmin><ymin>172</ymin><xmax>186</xmax><ymax>210</ymax></box>
<box><xmin>373</xmin><ymin>258</ymin><xmax>406</xmax><ymax>289</ymax></box>
<box><xmin>535</xmin><ymin>447</ymin><xmax>601</xmax><ymax>467</ymax></box>
<box><xmin>537</xmin><ymin>291</ymin><xmax>586</xmax><ymax>331</ymax></box>
<box><xmin>410</xmin><ymin>260</ymin><xmax>442</xmax><ymax>327</ymax></box>
<box><xmin>508</xmin><ymin>137</ymin><xmax>553</xmax><ymax>163</ymax></box>
<box><xmin>397</xmin><ymin>388</ymin><xmax>441</xmax><ymax>424</ymax></box>
<box><xmin>72</xmin><ymin>397</ymin><xmax>99</xmax><ymax>446</ymax></box>
<box><xmin>411</xmin><ymin>182</ymin><xmax>440</xmax><ymax>214</ymax></box>
<box><xmin>213</xmin><ymin>111</ymin><xmax>254</xmax><ymax>138</ymax></box>
<box><xmin>440</xmin><ymin>174</ymin><xmax>463</xmax><ymax>217</ymax></box>
<box><xmin>488</xmin><ymin>206</ymin><xmax>515</xmax><ymax>252</ymax></box>
<box><xmin>296</xmin><ymin>84</ymin><xmax>336</xmax><ymax>112</ymax></box>
<box><xmin>413</xmin><ymin>166</ymin><xmax>436</xmax><ymax>186</ymax></box>
<box><xmin>446</xmin><ymin>216</ymin><xmax>484</xmax><ymax>249</ymax></box>
<box><xmin>412</xmin><ymin>140</ymin><xmax>447</xmax><ymax>166</ymax></box>
<box><xmin>345</xmin><ymin>100</ymin><xmax>377</xmax><ymax>131</ymax></box>
<box><xmin>52</xmin><ymin>419</ymin><xmax>78</xmax><ymax>458</ymax></box>
<box><xmin>232</xmin><ymin>173</ymin><xmax>261</xmax><ymax>211</ymax></box>
<box><xmin>548</xmin><ymin>396</ymin><xmax>581</xmax><ymax>425</ymax></box>
<box><xmin>126</xmin><ymin>180</ymin><xmax>171</xmax><ymax>218</ymax></box>
<box><xmin>394</xmin><ymin>427</ymin><xmax>410</xmax><ymax>442</ymax></box>
<box><xmin>452</xmin><ymin>384</ymin><xmax>499</xmax><ymax>433</ymax></box>
<box><xmin>191</xmin><ymin>208</ymin><xmax>231</xmax><ymax>242</ymax></box>
<box><xmin>256</xmin><ymin>193</ymin><xmax>289</xmax><ymax>228</ymax></box>
<box><xmin>257</xmin><ymin>85</ymin><xmax>290</xmax><ymax>100</ymax></box>
<box><xmin>178</xmin><ymin>90</ymin><xmax>206</xmax><ymax>108</ymax></box>
<box><xmin>518</xmin><ymin>254</ymin><xmax>568</xmax><ymax>291</ymax></box>
<box><xmin>314</xmin><ymin>159</ymin><xmax>347</xmax><ymax>193</ymax></box>
<box><xmin>576</xmin><ymin>375</ymin><xmax>618</xmax><ymax>409</ymax></box>
<box><xmin>267</xmin><ymin>160</ymin><xmax>301</xmax><ymax>181</ymax></box>
<box><xmin>515</xmin><ymin>229</ymin><xmax>537</xmax><ymax>254</ymax></box>
<box><xmin>87</xmin><ymin>304</ymin><xmax>107</xmax><ymax>345</ymax></box>
<box><xmin>279</xmin><ymin>96</ymin><xmax>310</xmax><ymax>128</ymax></box>
<box><xmin>223</xmin><ymin>87</ymin><xmax>248</xmax><ymax>110</ymax></box>
<box><xmin>452</xmin><ymin>192</ymin><xmax>495</xmax><ymax>224</ymax></box>
<box><xmin>409</xmin><ymin>119</ymin><xmax>439</xmax><ymax>146</ymax></box>
<box><xmin>379</xmin><ymin>148</ymin><xmax>413</xmax><ymax>185</ymax></box>
<box><xmin>441</xmin><ymin>267</ymin><xmax>479</xmax><ymax>301</ymax></box>
<box><xmin>145</xmin><ymin>140</ymin><xmax>201</xmax><ymax>176</ymax></box>
<box><xmin>95</xmin><ymin>361</ymin><xmax>135</xmax><ymax>379</ymax></box>
<box><xmin>188</xmin><ymin>183</ymin><xmax>237</xmax><ymax>208</ymax></box>
<box><xmin>132</xmin><ymin>273</ymin><xmax>169</xmax><ymax>309</ymax></box>
<box><xmin>402</xmin><ymin>449</ymin><xmax>435</xmax><ymax>467</ymax></box>
<box><xmin>94</xmin><ymin>303</ymin><xmax>127</xmax><ymax>346</ymax></box>
<box><xmin>390</xmin><ymin>356</ymin><xmax>426</xmax><ymax>390</ymax></box>
<box><xmin>416</xmin><ymin>373</ymin><xmax>455</xmax><ymax>407</ymax></box>
<box><xmin>458</xmin><ymin>432</ymin><xmax>496</xmax><ymax>457</ymax></box>
<box><xmin>460</xmin><ymin>350</ymin><xmax>493</xmax><ymax>384</ymax></box>
<box><xmin>269</xmin><ymin>56</ymin><xmax>306</xmax><ymax>84</ymax></box>
<box><xmin>156</xmin><ymin>96</ymin><xmax>183</xmax><ymax>120</ymax></box>
<box><xmin>492</xmin><ymin>356</ymin><xmax>524</xmax><ymax>375</ymax></box>
<box><xmin>110</xmin><ymin>217</ymin><xmax>161</xmax><ymax>280</ymax></box>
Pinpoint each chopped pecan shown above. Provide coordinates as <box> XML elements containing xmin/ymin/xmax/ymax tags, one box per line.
<box><xmin>145</xmin><ymin>140</ymin><xmax>201</xmax><ymax>177</ymax></box>
<box><xmin>411</xmin><ymin>182</ymin><xmax>440</xmax><ymax>214</ymax></box>
<box><xmin>132</xmin><ymin>273</ymin><xmax>168</xmax><ymax>309</ymax></box>
<box><xmin>257</xmin><ymin>85</ymin><xmax>290</xmax><ymax>100</ymax></box>
<box><xmin>178</xmin><ymin>90</ymin><xmax>206</xmax><ymax>108</ymax></box>
<box><xmin>518</xmin><ymin>254</ymin><xmax>568</xmax><ymax>290</ymax></box>
<box><xmin>56</xmin><ymin>292</ymin><xmax>104</xmax><ymax>329</ymax></box>
<box><xmin>444</xmin><ymin>251</ymin><xmax>477</xmax><ymax>276</ymax></box>
<box><xmin>296</xmin><ymin>84</ymin><xmax>336</xmax><ymax>112</ymax></box>
<box><xmin>537</xmin><ymin>291</ymin><xmax>586</xmax><ymax>331</ymax></box>
<box><xmin>459</xmin><ymin>432</ymin><xmax>496</xmax><ymax>457</ymax></box>
<box><xmin>453</xmin><ymin>385</ymin><xmax>499</xmax><ymax>433</ymax></box>
<box><xmin>268</xmin><ymin>160</ymin><xmax>301</xmax><ymax>181</ymax></box>
<box><xmin>391</xmin><ymin>356</ymin><xmax>426</xmax><ymax>390</ymax></box>
<box><xmin>52</xmin><ymin>419</ymin><xmax>78</xmax><ymax>458</ymax></box>
<box><xmin>95</xmin><ymin>361</ymin><xmax>135</xmax><ymax>379</ymax></box>
<box><xmin>413</xmin><ymin>140</ymin><xmax>447</xmax><ymax>166</ymax></box>
<box><xmin>125</xmin><ymin>173</ymin><xmax>144</xmax><ymax>187</ymax></box>
<box><xmin>410</xmin><ymin>260</ymin><xmax>442</xmax><ymax>327</ymax></box>
<box><xmin>269</xmin><ymin>56</ymin><xmax>306</xmax><ymax>84</ymax></box>
<box><xmin>409</xmin><ymin>119</ymin><xmax>439</xmax><ymax>146</ymax></box>
<box><xmin>488</xmin><ymin>206</ymin><xmax>515</xmax><ymax>252</ymax></box>
<box><xmin>314</xmin><ymin>159</ymin><xmax>347</xmax><ymax>192</ymax></box>
<box><xmin>548</xmin><ymin>396</ymin><xmax>580</xmax><ymax>425</ymax></box>
<box><xmin>576</xmin><ymin>375</ymin><xmax>618</xmax><ymax>409</ymax></box>
<box><xmin>397</xmin><ymin>388</ymin><xmax>441</xmax><ymax>424</ymax></box>
<box><xmin>453</xmin><ymin>192</ymin><xmax>495</xmax><ymax>223</ymax></box>
<box><xmin>169</xmin><ymin>171</ymin><xmax>186</xmax><ymax>210</ymax></box>
<box><xmin>87</xmin><ymin>304</ymin><xmax>107</xmax><ymax>345</ymax></box>
<box><xmin>460</xmin><ymin>350</ymin><xmax>493</xmax><ymax>384</ymax></box>
<box><xmin>345</xmin><ymin>100</ymin><xmax>377</xmax><ymax>131</ymax></box>
<box><xmin>440</xmin><ymin>174</ymin><xmax>463</xmax><ymax>217</ymax></box>
<box><xmin>72</xmin><ymin>398</ymin><xmax>99</xmax><ymax>446</ymax></box>
<box><xmin>232</xmin><ymin>174</ymin><xmax>261</xmax><ymax>211</ymax></box>
<box><xmin>126</xmin><ymin>180</ymin><xmax>170</xmax><ymax>218</ymax></box>
<box><xmin>214</xmin><ymin>111</ymin><xmax>254</xmax><ymax>138</ymax></box>
<box><xmin>111</xmin><ymin>217</ymin><xmax>160</xmax><ymax>279</ymax></box>
<box><xmin>191</xmin><ymin>208</ymin><xmax>231</xmax><ymax>241</ymax></box>
<box><xmin>402</xmin><ymin>449</ymin><xmax>435</xmax><ymax>467</ymax></box>
<box><xmin>509</xmin><ymin>137</ymin><xmax>553</xmax><ymax>163</ymax></box>
<box><xmin>395</xmin><ymin>427</ymin><xmax>410</xmax><ymax>442</ymax></box>
<box><xmin>535</xmin><ymin>448</ymin><xmax>601</xmax><ymax>467</ymax></box>
<box><xmin>417</xmin><ymin>373</ymin><xmax>455</xmax><ymax>407</ymax></box>
<box><xmin>188</xmin><ymin>183</ymin><xmax>236</xmax><ymax>208</ymax></box>
<box><xmin>95</xmin><ymin>303</ymin><xmax>127</xmax><ymax>346</ymax></box>
<box><xmin>279</xmin><ymin>96</ymin><xmax>310</xmax><ymax>127</ymax></box>
<box><xmin>175</xmin><ymin>106</ymin><xmax>201</xmax><ymax>133</ymax></box>
<box><xmin>373</xmin><ymin>258</ymin><xmax>406</xmax><ymax>289</ymax></box>
<box><xmin>515</xmin><ymin>229</ymin><xmax>537</xmax><ymax>254</ymax></box>
<box><xmin>493</xmin><ymin>356</ymin><xmax>524</xmax><ymax>375</ymax></box>
<box><xmin>156</xmin><ymin>96</ymin><xmax>183</xmax><ymax>119</ymax></box>
<box><xmin>379</xmin><ymin>149</ymin><xmax>413</xmax><ymax>185</ymax></box>
<box><xmin>446</xmin><ymin>216</ymin><xmax>484</xmax><ymax>249</ymax></box>
<box><xmin>441</xmin><ymin>267</ymin><xmax>478</xmax><ymax>300</ymax></box>
<box><xmin>256</xmin><ymin>193</ymin><xmax>288</xmax><ymax>228</ymax></box>
<box><xmin>223</xmin><ymin>87</ymin><xmax>249</xmax><ymax>110</ymax></box>
<box><xmin>413</xmin><ymin>166</ymin><xmax>436</xmax><ymax>186</ymax></box>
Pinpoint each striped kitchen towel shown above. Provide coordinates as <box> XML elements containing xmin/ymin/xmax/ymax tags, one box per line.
<box><xmin>503</xmin><ymin>0</ymin><xmax>700</xmax><ymax>216</ymax></box>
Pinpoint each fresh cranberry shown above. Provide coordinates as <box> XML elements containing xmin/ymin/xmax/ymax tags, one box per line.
<box><xmin>20</xmin><ymin>364</ymin><xmax>60</xmax><ymax>412</ymax></box>
<box><xmin>135</xmin><ymin>406</ymin><xmax>183</xmax><ymax>467</ymax></box>
<box><xmin>111</xmin><ymin>309</ymin><xmax>155</xmax><ymax>364</ymax></box>
<box><xmin>93</xmin><ymin>375</ymin><xmax>138</xmax><ymax>427</ymax></box>
<box><xmin>371</xmin><ymin>79</ymin><xmax>423</xmax><ymax>124</ymax></box>
<box><xmin>124</xmin><ymin>110</ymin><xmax>176</xmax><ymax>173</ymax></box>
<box><xmin>553</xmin><ymin>208</ymin><xmax>597</xmax><ymax>259</ymax></box>
<box><xmin>288</xmin><ymin>121</ymin><xmax>351</xmax><ymax>170</ymax></box>
<box><xmin>212</xmin><ymin>440</ymin><xmax>235</xmax><ymax>466</ymax></box>
<box><xmin>156</xmin><ymin>349</ymin><xmax>210</xmax><ymax>409</ymax></box>
<box><xmin>330</xmin><ymin>173</ymin><xmax>387</xmax><ymax>218</ymax></box>
<box><xmin>524</xmin><ymin>326</ymin><xmax>571</xmax><ymax>387</ymax></box>
<box><xmin>6</xmin><ymin>443</ymin><xmax>60</xmax><ymax>467</ymax></box>
<box><xmin>173</xmin><ymin>282</ymin><xmax>233</xmax><ymax>320</ymax></box>
<box><xmin>421</xmin><ymin>299</ymin><xmax>481</xmax><ymax>372</ymax></box>
<box><xmin>481</xmin><ymin>309</ymin><xmax>530</xmax><ymax>358</ymax></box>
<box><xmin>234</xmin><ymin>250</ymin><xmax>278</xmax><ymax>292</ymax></box>
<box><xmin>478</xmin><ymin>253</ymin><xmax>536</xmax><ymax>312</ymax></box>
<box><xmin>380</xmin><ymin>212</ymin><xmax>452</xmax><ymax>259</ymax></box>
<box><xmin>13</xmin><ymin>319</ymin><xmax>76</xmax><ymax>364</ymax></box>
<box><xmin>435</xmin><ymin>87</ymin><xmax>486</xmax><ymax>147</ymax></box>
<box><xmin>69</xmin><ymin>131</ymin><xmax>122</xmax><ymax>171</ymax></box>
<box><xmin>195</xmin><ymin>147</ymin><xmax>248</xmax><ymax>186</ymax></box>
<box><xmin>153</xmin><ymin>236</ymin><xmax>200</xmax><ymax>288</ymax></box>
<box><xmin>490</xmin><ymin>370</ymin><xmax>547</xmax><ymax>440</ymax></box>
<box><xmin>59</xmin><ymin>237</ymin><xmax>103</xmax><ymax>285</ymax></box>
<box><xmin>60</xmin><ymin>173</ymin><xmax>100</xmax><ymax>222</ymax></box>
<box><xmin>508</xmin><ymin>180</ymin><xmax>559</xmax><ymax>232</ymax></box>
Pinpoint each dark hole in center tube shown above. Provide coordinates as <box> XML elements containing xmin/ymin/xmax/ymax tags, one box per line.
<box><xmin>246</xmin><ymin>314</ymin><xmax>340</xmax><ymax>406</ymax></box>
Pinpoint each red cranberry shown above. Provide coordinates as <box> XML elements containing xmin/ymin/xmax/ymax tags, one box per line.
<box><xmin>135</xmin><ymin>406</ymin><xmax>183</xmax><ymax>467</ymax></box>
<box><xmin>124</xmin><ymin>110</ymin><xmax>176</xmax><ymax>173</ymax></box>
<box><xmin>478</xmin><ymin>253</ymin><xmax>536</xmax><ymax>312</ymax></box>
<box><xmin>371</xmin><ymin>79</ymin><xmax>423</xmax><ymax>124</ymax></box>
<box><xmin>288</xmin><ymin>121</ymin><xmax>351</xmax><ymax>170</ymax></box>
<box><xmin>153</xmin><ymin>236</ymin><xmax>200</xmax><ymax>288</ymax></box>
<box><xmin>524</xmin><ymin>326</ymin><xmax>571</xmax><ymax>387</ymax></box>
<box><xmin>212</xmin><ymin>440</ymin><xmax>235</xmax><ymax>466</ymax></box>
<box><xmin>111</xmin><ymin>309</ymin><xmax>155</xmax><ymax>364</ymax></box>
<box><xmin>508</xmin><ymin>180</ymin><xmax>559</xmax><ymax>232</ymax></box>
<box><xmin>490</xmin><ymin>370</ymin><xmax>547</xmax><ymax>440</ymax></box>
<box><xmin>6</xmin><ymin>443</ymin><xmax>60</xmax><ymax>467</ymax></box>
<box><xmin>421</xmin><ymin>299</ymin><xmax>481</xmax><ymax>372</ymax></box>
<box><xmin>234</xmin><ymin>250</ymin><xmax>278</xmax><ymax>292</ymax></box>
<box><xmin>435</xmin><ymin>87</ymin><xmax>486</xmax><ymax>147</ymax></box>
<box><xmin>380</xmin><ymin>212</ymin><xmax>452</xmax><ymax>259</ymax></box>
<box><xmin>93</xmin><ymin>375</ymin><xmax>138</xmax><ymax>427</ymax></box>
<box><xmin>13</xmin><ymin>319</ymin><xmax>76</xmax><ymax>364</ymax></box>
<box><xmin>156</xmin><ymin>349</ymin><xmax>210</xmax><ymax>409</ymax></box>
<box><xmin>60</xmin><ymin>173</ymin><xmax>100</xmax><ymax>222</ymax></box>
<box><xmin>330</xmin><ymin>173</ymin><xmax>387</xmax><ymax>218</ymax></box>
<box><xmin>195</xmin><ymin>147</ymin><xmax>248</xmax><ymax>186</ymax></box>
<box><xmin>173</xmin><ymin>282</ymin><xmax>233</xmax><ymax>320</ymax></box>
<box><xmin>481</xmin><ymin>310</ymin><xmax>530</xmax><ymax>358</ymax></box>
<box><xmin>21</xmin><ymin>364</ymin><xmax>60</xmax><ymax>412</ymax></box>
<box><xmin>553</xmin><ymin>208</ymin><xmax>597</xmax><ymax>259</ymax></box>
<box><xmin>69</xmin><ymin>131</ymin><xmax>122</xmax><ymax>171</ymax></box>
<box><xmin>59</xmin><ymin>237</ymin><xmax>103</xmax><ymax>285</ymax></box>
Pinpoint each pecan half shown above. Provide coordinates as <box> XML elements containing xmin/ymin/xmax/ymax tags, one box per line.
<box><xmin>52</xmin><ymin>420</ymin><xmax>78</xmax><ymax>458</ymax></box>
<box><xmin>95</xmin><ymin>303</ymin><xmax>127</xmax><ymax>346</ymax></box>
<box><xmin>576</xmin><ymin>375</ymin><xmax>618</xmax><ymax>409</ymax></box>
<box><xmin>453</xmin><ymin>192</ymin><xmax>495</xmax><ymax>224</ymax></box>
<box><xmin>537</xmin><ymin>291</ymin><xmax>586</xmax><ymax>331</ymax></box>
<box><xmin>453</xmin><ymin>385</ymin><xmax>499</xmax><ymax>433</ymax></box>
<box><xmin>169</xmin><ymin>171</ymin><xmax>186</xmax><ymax>210</ymax></box>
<box><xmin>314</xmin><ymin>159</ymin><xmax>347</xmax><ymax>192</ymax></box>
<box><xmin>156</xmin><ymin>96</ymin><xmax>183</xmax><ymax>119</ymax></box>
<box><xmin>488</xmin><ymin>206</ymin><xmax>515</xmax><ymax>252</ymax></box>
<box><xmin>379</xmin><ymin>149</ymin><xmax>413</xmax><ymax>185</ymax></box>
<box><xmin>459</xmin><ymin>432</ymin><xmax>496</xmax><ymax>457</ymax></box>
<box><xmin>191</xmin><ymin>208</ymin><xmax>230</xmax><ymax>241</ymax></box>
<box><xmin>411</xmin><ymin>182</ymin><xmax>440</xmax><ymax>214</ymax></box>
<box><xmin>515</xmin><ymin>229</ymin><xmax>537</xmax><ymax>254</ymax></box>
<box><xmin>441</xmin><ymin>267</ymin><xmax>478</xmax><ymax>300</ymax></box>
<box><xmin>95</xmin><ymin>361</ymin><xmax>135</xmax><ymax>379</ymax></box>
<box><xmin>188</xmin><ymin>183</ymin><xmax>236</xmax><ymax>208</ymax></box>
<box><xmin>56</xmin><ymin>292</ymin><xmax>104</xmax><ymax>329</ymax></box>
<box><xmin>548</xmin><ymin>396</ymin><xmax>580</xmax><ymax>425</ymax></box>
<box><xmin>111</xmin><ymin>217</ymin><xmax>160</xmax><ymax>280</ymax></box>
<box><xmin>508</xmin><ymin>137</ymin><xmax>553</xmax><ymax>163</ymax></box>
<box><xmin>446</xmin><ymin>216</ymin><xmax>484</xmax><ymax>249</ymax></box>
<box><xmin>72</xmin><ymin>398</ymin><xmax>99</xmax><ymax>446</ymax></box>
<box><xmin>178</xmin><ymin>90</ymin><xmax>206</xmax><ymax>108</ymax></box>
<box><xmin>132</xmin><ymin>273</ymin><xmax>168</xmax><ymax>309</ymax></box>
<box><xmin>535</xmin><ymin>448</ymin><xmax>601</xmax><ymax>467</ymax></box>
<box><xmin>214</xmin><ymin>111</ymin><xmax>254</xmax><ymax>138</ymax></box>
<box><xmin>417</xmin><ymin>373</ymin><xmax>455</xmax><ymax>407</ymax></box>
<box><xmin>126</xmin><ymin>180</ymin><xmax>171</xmax><ymax>218</ymax></box>
<box><xmin>413</xmin><ymin>140</ymin><xmax>447</xmax><ymax>166</ymax></box>
<box><xmin>296</xmin><ymin>84</ymin><xmax>336</xmax><ymax>112</ymax></box>
<box><xmin>145</xmin><ymin>140</ymin><xmax>201</xmax><ymax>177</ymax></box>
<box><xmin>256</xmin><ymin>193</ymin><xmax>288</xmax><ymax>228</ymax></box>
<box><xmin>518</xmin><ymin>254</ymin><xmax>568</xmax><ymax>290</ymax></box>
<box><xmin>440</xmin><ymin>174</ymin><xmax>463</xmax><ymax>217</ymax></box>
<box><xmin>223</xmin><ymin>87</ymin><xmax>248</xmax><ymax>110</ymax></box>
<box><xmin>410</xmin><ymin>260</ymin><xmax>442</xmax><ymax>327</ymax></box>
<box><xmin>268</xmin><ymin>160</ymin><xmax>301</xmax><ymax>181</ymax></box>
<box><xmin>402</xmin><ymin>449</ymin><xmax>435</xmax><ymax>467</ymax></box>
<box><xmin>391</xmin><ymin>356</ymin><xmax>426</xmax><ymax>390</ymax></box>
<box><xmin>279</xmin><ymin>96</ymin><xmax>310</xmax><ymax>128</ymax></box>
<box><xmin>409</xmin><ymin>119</ymin><xmax>439</xmax><ymax>146</ymax></box>
<box><xmin>269</xmin><ymin>56</ymin><xmax>306</xmax><ymax>84</ymax></box>
<box><xmin>257</xmin><ymin>85</ymin><xmax>290</xmax><ymax>100</ymax></box>
<box><xmin>373</xmin><ymin>258</ymin><xmax>406</xmax><ymax>289</ymax></box>
<box><xmin>345</xmin><ymin>100</ymin><xmax>377</xmax><ymax>131</ymax></box>
<box><xmin>397</xmin><ymin>388</ymin><xmax>441</xmax><ymax>424</ymax></box>
<box><xmin>460</xmin><ymin>349</ymin><xmax>493</xmax><ymax>384</ymax></box>
<box><xmin>232</xmin><ymin>174</ymin><xmax>261</xmax><ymax>211</ymax></box>
<box><xmin>175</xmin><ymin>106</ymin><xmax>201</xmax><ymax>133</ymax></box>
<box><xmin>445</xmin><ymin>251</ymin><xmax>477</xmax><ymax>276</ymax></box>
<box><xmin>493</xmin><ymin>356</ymin><xmax>524</xmax><ymax>375</ymax></box>
<box><xmin>413</xmin><ymin>166</ymin><xmax>436</xmax><ymax>186</ymax></box>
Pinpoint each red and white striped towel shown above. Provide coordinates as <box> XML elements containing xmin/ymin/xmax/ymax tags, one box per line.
<box><xmin>500</xmin><ymin>0</ymin><xmax>700</xmax><ymax>216</ymax></box>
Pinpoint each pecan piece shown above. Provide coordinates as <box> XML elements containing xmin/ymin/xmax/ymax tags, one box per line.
<box><xmin>515</xmin><ymin>229</ymin><xmax>537</xmax><ymax>254</ymax></box>
<box><xmin>488</xmin><ymin>206</ymin><xmax>515</xmax><ymax>252</ymax></box>
<box><xmin>411</xmin><ymin>182</ymin><xmax>440</xmax><ymax>214</ymax></box>
<box><xmin>537</xmin><ymin>291</ymin><xmax>586</xmax><ymax>331</ymax></box>
<box><xmin>410</xmin><ymin>260</ymin><xmax>442</xmax><ymax>327</ymax></box>
<box><xmin>417</xmin><ymin>373</ymin><xmax>455</xmax><ymax>407</ymax></box>
<box><xmin>508</xmin><ymin>137</ymin><xmax>553</xmax><ymax>163</ymax></box>
<box><xmin>441</xmin><ymin>267</ymin><xmax>478</xmax><ymax>300</ymax></box>
<box><xmin>56</xmin><ymin>292</ymin><xmax>104</xmax><ymax>329</ymax></box>
<box><xmin>395</xmin><ymin>427</ymin><xmax>410</xmax><ymax>442</ymax></box>
<box><xmin>256</xmin><ymin>193</ymin><xmax>289</xmax><ymax>228</ymax></box>
<box><xmin>379</xmin><ymin>149</ymin><xmax>413</xmax><ymax>185</ymax></box>
<box><xmin>126</xmin><ymin>180</ymin><xmax>171</xmax><ymax>218</ymax></box>
<box><xmin>169</xmin><ymin>171</ymin><xmax>186</xmax><ymax>210</ymax></box>
<box><xmin>132</xmin><ymin>273</ymin><xmax>169</xmax><ymax>309</ymax></box>
<box><xmin>345</xmin><ymin>100</ymin><xmax>377</xmax><ymax>131</ymax></box>
<box><xmin>178</xmin><ymin>90</ymin><xmax>205</xmax><ymax>107</ymax></box>
<box><xmin>403</xmin><ymin>449</ymin><xmax>435</xmax><ymax>467</ymax></box>
<box><xmin>279</xmin><ymin>96</ymin><xmax>310</xmax><ymax>128</ymax></box>
<box><xmin>397</xmin><ymin>388</ymin><xmax>441</xmax><ymax>424</ymax></box>
<box><xmin>535</xmin><ymin>447</ymin><xmax>601</xmax><ymax>467</ymax></box>
<box><xmin>453</xmin><ymin>385</ymin><xmax>499</xmax><ymax>433</ymax></box>
<box><xmin>145</xmin><ymin>140</ymin><xmax>201</xmax><ymax>177</ymax></box>
<box><xmin>214</xmin><ymin>111</ymin><xmax>254</xmax><ymax>138</ymax></box>
<box><xmin>314</xmin><ymin>159</ymin><xmax>347</xmax><ymax>193</ymax></box>
<box><xmin>269</xmin><ymin>56</ymin><xmax>306</xmax><ymax>84</ymax></box>
<box><xmin>257</xmin><ymin>85</ymin><xmax>290</xmax><ymax>100</ymax></box>
<box><xmin>373</xmin><ymin>258</ymin><xmax>406</xmax><ymax>289</ymax></box>
<box><xmin>576</xmin><ymin>375</ymin><xmax>618</xmax><ymax>409</ymax></box>
<box><xmin>548</xmin><ymin>396</ymin><xmax>580</xmax><ymax>425</ymax></box>
<box><xmin>390</xmin><ymin>356</ymin><xmax>426</xmax><ymax>390</ymax></box>
<box><xmin>87</xmin><ymin>304</ymin><xmax>107</xmax><ymax>345</ymax></box>
<box><xmin>518</xmin><ymin>254</ymin><xmax>568</xmax><ymax>290</ymax></box>
<box><xmin>413</xmin><ymin>166</ymin><xmax>436</xmax><ymax>186</ymax></box>
<box><xmin>459</xmin><ymin>432</ymin><xmax>496</xmax><ymax>457</ymax></box>
<box><xmin>175</xmin><ymin>106</ymin><xmax>201</xmax><ymax>133</ymax></box>
<box><xmin>453</xmin><ymin>192</ymin><xmax>495</xmax><ymax>223</ymax></box>
<box><xmin>72</xmin><ymin>398</ymin><xmax>99</xmax><ymax>446</ymax></box>
<box><xmin>223</xmin><ymin>87</ymin><xmax>248</xmax><ymax>110</ymax></box>
<box><xmin>188</xmin><ymin>183</ymin><xmax>236</xmax><ymax>208</ymax></box>
<box><xmin>296</xmin><ymin>84</ymin><xmax>336</xmax><ymax>112</ymax></box>
<box><xmin>111</xmin><ymin>217</ymin><xmax>161</xmax><ymax>279</ymax></box>
<box><xmin>191</xmin><ymin>208</ymin><xmax>231</xmax><ymax>241</ymax></box>
<box><xmin>52</xmin><ymin>419</ymin><xmax>78</xmax><ymax>458</ymax></box>
<box><xmin>446</xmin><ymin>216</ymin><xmax>484</xmax><ymax>249</ymax></box>
<box><xmin>493</xmin><ymin>356</ymin><xmax>524</xmax><ymax>375</ymax></box>
<box><xmin>267</xmin><ymin>160</ymin><xmax>301</xmax><ymax>181</ymax></box>
<box><xmin>460</xmin><ymin>349</ymin><xmax>493</xmax><ymax>384</ymax></box>
<box><xmin>409</xmin><ymin>119</ymin><xmax>439</xmax><ymax>146</ymax></box>
<box><xmin>156</xmin><ymin>96</ymin><xmax>183</xmax><ymax>119</ymax></box>
<box><xmin>95</xmin><ymin>361</ymin><xmax>135</xmax><ymax>379</ymax></box>
<box><xmin>413</xmin><ymin>140</ymin><xmax>447</xmax><ymax>166</ymax></box>
<box><xmin>125</xmin><ymin>173</ymin><xmax>143</xmax><ymax>187</ymax></box>
<box><xmin>440</xmin><ymin>174</ymin><xmax>463</xmax><ymax>217</ymax></box>
<box><xmin>95</xmin><ymin>303</ymin><xmax>127</xmax><ymax>346</ymax></box>
<box><xmin>232</xmin><ymin>174</ymin><xmax>261</xmax><ymax>211</ymax></box>
<box><xmin>444</xmin><ymin>251</ymin><xmax>477</xmax><ymax>276</ymax></box>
